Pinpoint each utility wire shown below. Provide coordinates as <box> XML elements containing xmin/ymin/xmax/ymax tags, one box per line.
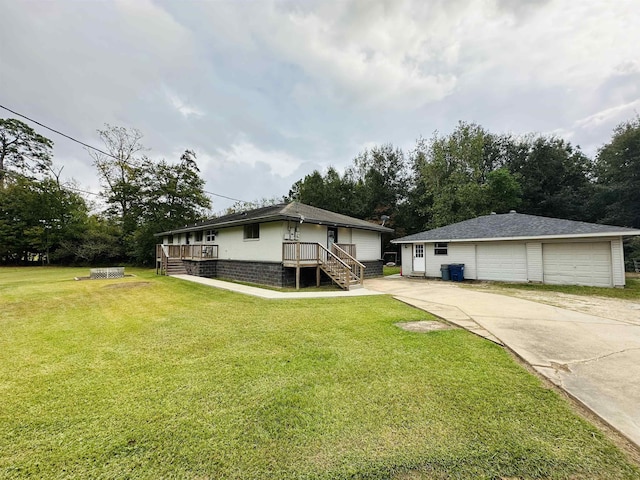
<box><xmin>1</xmin><ymin>103</ymin><xmax>117</xmax><ymax>159</ymax></box>
<box><xmin>0</xmin><ymin>103</ymin><xmax>249</xmax><ymax>203</ymax></box>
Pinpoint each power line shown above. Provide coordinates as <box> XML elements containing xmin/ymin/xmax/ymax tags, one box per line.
<box><xmin>1</xmin><ymin>103</ymin><xmax>117</xmax><ymax>159</ymax></box>
<box><xmin>0</xmin><ymin>103</ymin><xmax>250</xmax><ymax>203</ymax></box>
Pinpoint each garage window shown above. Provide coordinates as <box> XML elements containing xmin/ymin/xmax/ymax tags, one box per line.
<box><xmin>434</xmin><ymin>242</ymin><xmax>448</xmax><ymax>255</ymax></box>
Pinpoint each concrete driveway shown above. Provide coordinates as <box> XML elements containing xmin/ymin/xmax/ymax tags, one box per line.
<box><xmin>365</xmin><ymin>275</ymin><xmax>640</xmax><ymax>448</ymax></box>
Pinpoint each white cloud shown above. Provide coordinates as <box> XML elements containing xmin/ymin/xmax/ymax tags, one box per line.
<box><xmin>3</xmin><ymin>0</ymin><xmax>640</xmax><ymax>209</ymax></box>
<box><xmin>163</xmin><ymin>87</ymin><xmax>204</xmax><ymax>118</ymax></box>
<box><xmin>575</xmin><ymin>99</ymin><xmax>640</xmax><ymax>130</ymax></box>
<box><xmin>210</xmin><ymin>140</ymin><xmax>304</xmax><ymax>178</ymax></box>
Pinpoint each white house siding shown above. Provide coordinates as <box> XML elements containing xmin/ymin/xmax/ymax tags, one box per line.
<box><xmin>542</xmin><ymin>241</ymin><xmax>612</xmax><ymax>287</ymax></box>
<box><xmin>351</xmin><ymin>229</ymin><xmax>381</xmax><ymax>261</ymax></box>
<box><xmin>477</xmin><ymin>242</ymin><xmax>528</xmax><ymax>282</ymax></box>
<box><xmin>400</xmin><ymin>244</ymin><xmax>413</xmax><ymax>273</ymax></box>
<box><xmin>611</xmin><ymin>237</ymin><xmax>626</xmax><ymax>287</ymax></box>
<box><xmin>424</xmin><ymin>243</ymin><xmax>477</xmax><ymax>279</ymax></box>
<box><xmin>338</xmin><ymin>227</ymin><xmax>352</xmax><ymax>244</ymax></box>
<box><xmin>526</xmin><ymin>242</ymin><xmax>543</xmax><ymax>282</ymax></box>
<box><xmin>298</xmin><ymin>223</ymin><xmax>327</xmax><ymax>245</ymax></box>
<box><xmin>216</xmin><ymin>221</ymin><xmax>285</xmax><ymax>262</ymax></box>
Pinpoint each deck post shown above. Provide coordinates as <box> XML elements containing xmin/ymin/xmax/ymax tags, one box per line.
<box><xmin>296</xmin><ymin>242</ymin><xmax>301</xmax><ymax>290</ymax></box>
<box><xmin>316</xmin><ymin>265</ymin><xmax>320</xmax><ymax>287</ymax></box>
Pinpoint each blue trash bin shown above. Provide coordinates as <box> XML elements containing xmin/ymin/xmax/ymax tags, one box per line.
<box><xmin>449</xmin><ymin>264</ymin><xmax>465</xmax><ymax>282</ymax></box>
<box><xmin>440</xmin><ymin>264</ymin><xmax>451</xmax><ymax>281</ymax></box>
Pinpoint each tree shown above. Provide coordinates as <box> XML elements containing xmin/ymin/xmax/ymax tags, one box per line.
<box><xmin>0</xmin><ymin>118</ymin><xmax>53</xmax><ymax>186</ymax></box>
<box><xmin>133</xmin><ymin>150</ymin><xmax>211</xmax><ymax>265</ymax></box>
<box><xmin>0</xmin><ymin>174</ymin><xmax>88</xmax><ymax>264</ymax></box>
<box><xmin>594</xmin><ymin>116</ymin><xmax>640</xmax><ymax>229</ymax></box>
<box><xmin>506</xmin><ymin>136</ymin><xmax>594</xmax><ymax>220</ymax></box>
<box><xmin>411</xmin><ymin>122</ymin><xmax>516</xmax><ymax>229</ymax></box>
<box><xmin>90</xmin><ymin>125</ymin><xmax>147</xmax><ymax>258</ymax></box>
<box><xmin>349</xmin><ymin>144</ymin><xmax>409</xmax><ymax>222</ymax></box>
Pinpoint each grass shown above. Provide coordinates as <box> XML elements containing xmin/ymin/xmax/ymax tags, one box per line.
<box><xmin>383</xmin><ymin>265</ymin><xmax>401</xmax><ymax>276</ymax></box>
<box><xmin>1</xmin><ymin>267</ymin><xmax>638</xmax><ymax>479</ymax></box>
<box><xmin>481</xmin><ymin>275</ymin><xmax>640</xmax><ymax>300</ymax></box>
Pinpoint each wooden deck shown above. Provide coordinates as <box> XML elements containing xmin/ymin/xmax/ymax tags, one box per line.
<box><xmin>156</xmin><ymin>242</ymin><xmax>365</xmax><ymax>290</ymax></box>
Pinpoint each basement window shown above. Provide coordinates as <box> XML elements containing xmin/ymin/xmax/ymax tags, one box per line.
<box><xmin>243</xmin><ymin>223</ymin><xmax>260</xmax><ymax>240</ymax></box>
<box><xmin>434</xmin><ymin>242</ymin><xmax>448</xmax><ymax>255</ymax></box>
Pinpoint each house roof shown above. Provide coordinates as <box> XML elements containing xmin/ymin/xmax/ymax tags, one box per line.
<box><xmin>155</xmin><ymin>202</ymin><xmax>394</xmax><ymax>236</ymax></box>
<box><xmin>392</xmin><ymin>212</ymin><xmax>640</xmax><ymax>243</ymax></box>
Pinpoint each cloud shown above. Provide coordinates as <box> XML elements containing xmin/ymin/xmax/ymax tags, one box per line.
<box><xmin>3</xmin><ymin>0</ymin><xmax>640</xmax><ymax>211</ymax></box>
<box><xmin>163</xmin><ymin>87</ymin><xmax>204</xmax><ymax>118</ymax></box>
<box><xmin>576</xmin><ymin>99</ymin><xmax>640</xmax><ymax>130</ymax></box>
<box><xmin>211</xmin><ymin>139</ymin><xmax>304</xmax><ymax>178</ymax></box>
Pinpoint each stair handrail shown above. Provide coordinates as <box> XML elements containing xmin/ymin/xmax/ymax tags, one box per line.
<box><xmin>331</xmin><ymin>243</ymin><xmax>366</xmax><ymax>270</ymax></box>
<box><xmin>317</xmin><ymin>243</ymin><xmax>352</xmax><ymax>271</ymax></box>
<box><xmin>331</xmin><ymin>243</ymin><xmax>365</xmax><ymax>285</ymax></box>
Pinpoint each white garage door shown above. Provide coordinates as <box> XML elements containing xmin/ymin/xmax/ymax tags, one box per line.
<box><xmin>543</xmin><ymin>242</ymin><xmax>612</xmax><ymax>287</ymax></box>
<box><xmin>477</xmin><ymin>242</ymin><xmax>527</xmax><ymax>282</ymax></box>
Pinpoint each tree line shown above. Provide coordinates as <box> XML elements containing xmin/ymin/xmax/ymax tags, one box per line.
<box><xmin>285</xmin><ymin>119</ymin><xmax>640</xmax><ymax>265</ymax></box>
<box><xmin>0</xmin><ymin>120</ymin><xmax>210</xmax><ymax>266</ymax></box>
<box><xmin>1</xmin><ymin>116</ymin><xmax>639</xmax><ymax>267</ymax></box>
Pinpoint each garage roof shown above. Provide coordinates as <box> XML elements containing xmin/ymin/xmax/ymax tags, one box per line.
<box><xmin>392</xmin><ymin>212</ymin><xmax>640</xmax><ymax>243</ymax></box>
<box><xmin>155</xmin><ymin>201</ymin><xmax>393</xmax><ymax>236</ymax></box>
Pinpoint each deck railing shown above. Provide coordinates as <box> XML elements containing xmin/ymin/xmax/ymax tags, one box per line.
<box><xmin>282</xmin><ymin>242</ymin><xmax>321</xmax><ymax>262</ymax></box>
<box><xmin>156</xmin><ymin>244</ymin><xmax>218</xmax><ymax>261</ymax></box>
<box><xmin>335</xmin><ymin>243</ymin><xmax>356</xmax><ymax>257</ymax></box>
<box><xmin>282</xmin><ymin>242</ymin><xmax>364</xmax><ymax>289</ymax></box>
<box><xmin>332</xmin><ymin>243</ymin><xmax>365</xmax><ymax>282</ymax></box>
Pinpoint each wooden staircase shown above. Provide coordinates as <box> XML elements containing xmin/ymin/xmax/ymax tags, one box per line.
<box><xmin>320</xmin><ymin>257</ymin><xmax>362</xmax><ymax>290</ymax></box>
<box><xmin>165</xmin><ymin>258</ymin><xmax>187</xmax><ymax>276</ymax></box>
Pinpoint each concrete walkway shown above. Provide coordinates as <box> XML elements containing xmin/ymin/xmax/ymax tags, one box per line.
<box><xmin>365</xmin><ymin>275</ymin><xmax>640</xmax><ymax>448</ymax></box>
<box><xmin>170</xmin><ymin>274</ymin><xmax>384</xmax><ymax>299</ymax></box>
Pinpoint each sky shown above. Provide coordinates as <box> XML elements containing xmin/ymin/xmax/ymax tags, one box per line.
<box><xmin>1</xmin><ymin>0</ymin><xmax>639</xmax><ymax>213</ymax></box>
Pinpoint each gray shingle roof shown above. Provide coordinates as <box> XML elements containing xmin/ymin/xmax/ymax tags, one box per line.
<box><xmin>392</xmin><ymin>212</ymin><xmax>640</xmax><ymax>243</ymax></box>
<box><xmin>155</xmin><ymin>202</ymin><xmax>393</xmax><ymax>236</ymax></box>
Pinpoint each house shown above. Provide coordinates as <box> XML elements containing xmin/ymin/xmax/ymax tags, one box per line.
<box><xmin>155</xmin><ymin>202</ymin><xmax>393</xmax><ymax>290</ymax></box>
<box><xmin>392</xmin><ymin>211</ymin><xmax>640</xmax><ymax>287</ymax></box>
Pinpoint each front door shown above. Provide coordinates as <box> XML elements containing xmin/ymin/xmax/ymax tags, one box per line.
<box><xmin>412</xmin><ymin>244</ymin><xmax>425</xmax><ymax>273</ymax></box>
<box><xmin>327</xmin><ymin>227</ymin><xmax>338</xmax><ymax>249</ymax></box>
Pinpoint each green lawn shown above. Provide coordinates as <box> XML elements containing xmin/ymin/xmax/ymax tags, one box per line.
<box><xmin>383</xmin><ymin>265</ymin><xmax>401</xmax><ymax>276</ymax></box>
<box><xmin>1</xmin><ymin>267</ymin><xmax>638</xmax><ymax>479</ymax></box>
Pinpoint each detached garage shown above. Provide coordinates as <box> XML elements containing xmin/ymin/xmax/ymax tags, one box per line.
<box><xmin>393</xmin><ymin>212</ymin><xmax>640</xmax><ymax>288</ymax></box>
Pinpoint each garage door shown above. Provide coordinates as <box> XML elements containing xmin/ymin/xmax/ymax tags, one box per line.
<box><xmin>477</xmin><ymin>242</ymin><xmax>527</xmax><ymax>282</ymax></box>
<box><xmin>543</xmin><ymin>242</ymin><xmax>612</xmax><ymax>287</ymax></box>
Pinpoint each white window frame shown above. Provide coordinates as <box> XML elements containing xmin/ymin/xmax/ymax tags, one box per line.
<box><xmin>434</xmin><ymin>242</ymin><xmax>448</xmax><ymax>255</ymax></box>
<box><xmin>243</xmin><ymin>223</ymin><xmax>260</xmax><ymax>240</ymax></box>
<box><xmin>414</xmin><ymin>244</ymin><xmax>424</xmax><ymax>258</ymax></box>
<box><xmin>205</xmin><ymin>229</ymin><xmax>216</xmax><ymax>242</ymax></box>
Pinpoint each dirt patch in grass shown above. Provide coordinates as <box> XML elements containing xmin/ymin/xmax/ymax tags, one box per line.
<box><xmin>395</xmin><ymin>320</ymin><xmax>456</xmax><ymax>333</ymax></box>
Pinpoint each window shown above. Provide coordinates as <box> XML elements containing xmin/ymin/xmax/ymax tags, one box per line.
<box><xmin>243</xmin><ymin>223</ymin><xmax>260</xmax><ymax>240</ymax></box>
<box><xmin>434</xmin><ymin>242</ymin><xmax>448</xmax><ymax>255</ymax></box>
<box><xmin>167</xmin><ymin>235</ymin><xmax>174</xmax><ymax>244</ymax></box>
<box><xmin>205</xmin><ymin>229</ymin><xmax>216</xmax><ymax>242</ymax></box>
<box><xmin>195</xmin><ymin>231</ymin><xmax>203</xmax><ymax>242</ymax></box>
<box><xmin>414</xmin><ymin>244</ymin><xmax>424</xmax><ymax>257</ymax></box>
